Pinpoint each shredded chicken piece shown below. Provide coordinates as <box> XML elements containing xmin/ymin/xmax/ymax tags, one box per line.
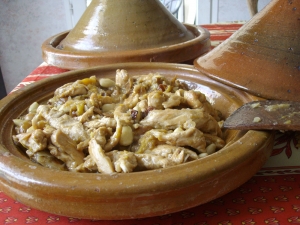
<box><xmin>14</xmin><ymin>129</ymin><xmax>47</xmax><ymax>156</ymax></box>
<box><xmin>115</xmin><ymin>69</ymin><xmax>129</xmax><ymax>87</ymax></box>
<box><xmin>150</xmin><ymin>127</ymin><xmax>207</xmax><ymax>153</ymax></box>
<box><xmin>107</xmin><ymin>150</ymin><xmax>137</xmax><ymax>173</ymax></box>
<box><xmin>135</xmin><ymin>153</ymin><xmax>177</xmax><ymax>170</ymax></box>
<box><xmin>42</xmin><ymin>125</ymin><xmax>56</xmax><ymax>138</ymax></box>
<box><xmin>49</xmin><ymin>114</ymin><xmax>89</xmax><ymax>143</ymax></box>
<box><xmin>203</xmin><ymin>133</ymin><xmax>225</xmax><ymax>149</ymax></box>
<box><xmin>151</xmin><ymin>144</ymin><xmax>198</xmax><ymax>162</ymax></box>
<box><xmin>31</xmin><ymin>113</ymin><xmax>45</xmax><ymax>130</ymax></box>
<box><xmin>103</xmin><ymin>120</ymin><xmax>122</xmax><ymax>152</ymax></box>
<box><xmin>147</xmin><ymin>90</ymin><xmax>167</xmax><ymax>109</ymax></box>
<box><xmin>49</xmin><ymin>144</ymin><xmax>75</xmax><ymax>171</ymax></box>
<box><xmin>183</xmin><ymin>90</ymin><xmax>205</xmax><ymax>108</ymax></box>
<box><xmin>76</xmin><ymin>155</ymin><xmax>97</xmax><ymax>172</ymax></box>
<box><xmin>77</xmin><ymin>106</ymin><xmax>95</xmax><ymax>123</ymax></box>
<box><xmin>38</xmin><ymin>106</ymin><xmax>89</xmax><ymax>142</ymax></box>
<box><xmin>54</xmin><ymin>81</ymin><xmax>87</xmax><ymax>98</ymax></box>
<box><xmin>123</xmin><ymin>93</ymin><xmax>140</xmax><ymax>108</ymax></box>
<box><xmin>77</xmin><ymin>139</ymin><xmax>90</xmax><ymax>152</ymax></box>
<box><xmin>113</xmin><ymin>104</ymin><xmax>132</xmax><ymax>125</ymax></box>
<box><xmin>13</xmin><ymin>132</ymin><xmax>32</xmax><ymax>153</ymax></box>
<box><xmin>162</xmin><ymin>93</ymin><xmax>185</xmax><ymax>108</ymax></box>
<box><xmin>140</xmin><ymin>108</ymin><xmax>222</xmax><ymax>137</ymax></box>
<box><xmin>27</xmin><ymin>129</ymin><xmax>48</xmax><ymax>153</ymax></box>
<box><xmin>84</xmin><ymin>117</ymin><xmax>117</xmax><ymax>129</ymax></box>
<box><xmin>89</xmin><ymin>92</ymin><xmax>101</xmax><ymax>109</ymax></box>
<box><xmin>135</xmin><ymin>130</ymin><xmax>160</xmax><ymax>154</ymax></box>
<box><xmin>31</xmin><ymin>150</ymin><xmax>66</xmax><ymax>171</ymax></box>
<box><xmin>92</xmin><ymin>127</ymin><xmax>110</xmax><ymax>146</ymax></box>
<box><xmin>183</xmin><ymin>89</ymin><xmax>220</xmax><ymax>121</ymax></box>
<box><xmin>50</xmin><ymin>129</ymin><xmax>85</xmax><ymax>171</ymax></box>
<box><xmin>89</xmin><ymin>138</ymin><xmax>115</xmax><ymax>174</ymax></box>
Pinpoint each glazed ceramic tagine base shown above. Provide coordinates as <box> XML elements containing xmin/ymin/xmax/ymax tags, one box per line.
<box><xmin>195</xmin><ymin>0</ymin><xmax>300</xmax><ymax>102</ymax></box>
<box><xmin>0</xmin><ymin>62</ymin><xmax>274</xmax><ymax>220</ymax></box>
<box><xmin>42</xmin><ymin>0</ymin><xmax>210</xmax><ymax>70</ymax></box>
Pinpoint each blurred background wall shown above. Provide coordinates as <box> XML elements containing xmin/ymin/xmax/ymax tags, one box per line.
<box><xmin>0</xmin><ymin>0</ymin><xmax>70</xmax><ymax>93</ymax></box>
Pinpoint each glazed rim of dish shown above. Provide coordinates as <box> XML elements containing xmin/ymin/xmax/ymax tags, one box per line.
<box><xmin>0</xmin><ymin>63</ymin><xmax>274</xmax><ymax>220</ymax></box>
<box><xmin>41</xmin><ymin>24</ymin><xmax>210</xmax><ymax>69</ymax></box>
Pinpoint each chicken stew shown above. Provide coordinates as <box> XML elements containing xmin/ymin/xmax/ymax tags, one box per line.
<box><xmin>12</xmin><ymin>70</ymin><xmax>225</xmax><ymax>174</ymax></box>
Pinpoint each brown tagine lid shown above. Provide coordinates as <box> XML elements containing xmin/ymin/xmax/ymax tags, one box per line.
<box><xmin>42</xmin><ymin>0</ymin><xmax>210</xmax><ymax>69</ymax></box>
<box><xmin>195</xmin><ymin>0</ymin><xmax>300</xmax><ymax>101</ymax></box>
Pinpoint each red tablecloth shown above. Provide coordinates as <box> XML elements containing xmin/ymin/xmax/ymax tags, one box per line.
<box><xmin>3</xmin><ymin>24</ymin><xmax>300</xmax><ymax>225</ymax></box>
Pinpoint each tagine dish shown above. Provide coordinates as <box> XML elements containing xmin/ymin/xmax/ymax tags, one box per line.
<box><xmin>0</xmin><ymin>63</ymin><xmax>274</xmax><ymax>219</ymax></box>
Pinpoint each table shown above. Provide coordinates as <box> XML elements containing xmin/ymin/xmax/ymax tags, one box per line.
<box><xmin>3</xmin><ymin>24</ymin><xmax>300</xmax><ymax>225</ymax></box>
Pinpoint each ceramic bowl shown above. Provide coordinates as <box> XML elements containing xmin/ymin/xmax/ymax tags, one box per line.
<box><xmin>0</xmin><ymin>63</ymin><xmax>274</xmax><ymax>220</ymax></box>
<box><xmin>195</xmin><ymin>0</ymin><xmax>300</xmax><ymax>101</ymax></box>
<box><xmin>42</xmin><ymin>0</ymin><xmax>211</xmax><ymax>69</ymax></box>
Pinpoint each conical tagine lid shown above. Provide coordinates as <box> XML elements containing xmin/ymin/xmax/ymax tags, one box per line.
<box><xmin>195</xmin><ymin>0</ymin><xmax>300</xmax><ymax>101</ymax></box>
<box><xmin>57</xmin><ymin>0</ymin><xmax>195</xmax><ymax>52</ymax></box>
<box><xmin>42</xmin><ymin>0</ymin><xmax>210</xmax><ymax>69</ymax></box>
